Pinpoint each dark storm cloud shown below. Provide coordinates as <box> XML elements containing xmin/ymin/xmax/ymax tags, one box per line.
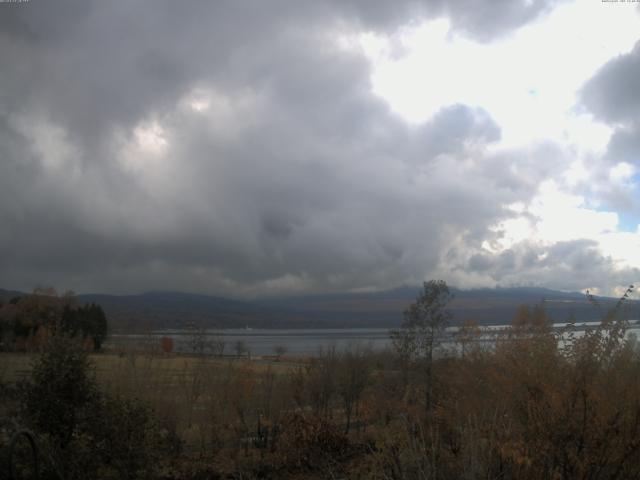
<box><xmin>154</xmin><ymin>82</ymin><xmax>510</xmax><ymax>290</ymax></box>
<box><xmin>0</xmin><ymin>0</ymin><xmax>609</xmax><ymax>295</ymax></box>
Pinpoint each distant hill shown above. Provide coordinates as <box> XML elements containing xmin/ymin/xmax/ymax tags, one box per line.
<box><xmin>0</xmin><ymin>288</ymin><xmax>24</xmax><ymax>302</ymax></box>
<box><xmin>2</xmin><ymin>286</ymin><xmax>636</xmax><ymax>331</ymax></box>
<box><xmin>260</xmin><ymin>286</ymin><xmax>627</xmax><ymax>328</ymax></box>
<box><xmin>76</xmin><ymin>291</ymin><xmax>297</xmax><ymax>331</ymax></box>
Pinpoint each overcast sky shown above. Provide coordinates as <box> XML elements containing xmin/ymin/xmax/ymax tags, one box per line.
<box><xmin>1</xmin><ymin>0</ymin><xmax>639</xmax><ymax>297</ymax></box>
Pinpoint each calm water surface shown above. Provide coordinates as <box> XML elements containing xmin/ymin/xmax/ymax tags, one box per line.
<box><xmin>112</xmin><ymin>321</ymin><xmax>640</xmax><ymax>356</ymax></box>
<box><xmin>113</xmin><ymin>328</ymin><xmax>391</xmax><ymax>356</ymax></box>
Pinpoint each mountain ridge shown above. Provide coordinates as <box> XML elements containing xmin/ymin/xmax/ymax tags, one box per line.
<box><xmin>2</xmin><ymin>286</ymin><xmax>636</xmax><ymax>331</ymax></box>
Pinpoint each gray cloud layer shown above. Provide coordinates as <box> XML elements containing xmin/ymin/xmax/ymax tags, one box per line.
<box><xmin>2</xmin><ymin>0</ymin><xmax>631</xmax><ymax>296</ymax></box>
<box><xmin>337</xmin><ymin>0</ymin><xmax>564</xmax><ymax>41</ymax></box>
<box><xmin>580</xmin><ymin>40</ymin><xmax>640</xmax><ymax>223</ymax></box>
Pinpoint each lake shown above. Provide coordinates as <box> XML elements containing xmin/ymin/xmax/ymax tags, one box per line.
<box><xmin>110</xmin><ymin>320</ymin><xmax>640</xmax><ymax>356</ymax></box>
<box><xmin>111</xmin><ymin>328</ymin><xmax>392</xmax><ymax>356</ymax></box>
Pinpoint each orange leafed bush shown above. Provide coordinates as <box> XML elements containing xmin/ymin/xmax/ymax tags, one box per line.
<box><xmin>160</xmin><ymin>336</ymin><xmax>174</xmax><ymax>354</ymax></box>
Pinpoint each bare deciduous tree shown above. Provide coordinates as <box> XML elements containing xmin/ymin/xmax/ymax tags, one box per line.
<box><xmin>391</xmin><ymin>280</ymin><xmax>453</xmax><ymax>414</ymax></box>
<box><xmin>273</xmin><ymin>344</ymin><xmax>287</xmax><ymax>361</ymax></box>
<box><xmin>338</xmin><ymin>345</ymin><xmax>371</xmax><ymax>433</ymax></box>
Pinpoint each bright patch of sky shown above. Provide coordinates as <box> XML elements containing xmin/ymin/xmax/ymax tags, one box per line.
<box><xmin>358</xmin><ymin>0</ymin><xmax>640</xmax><ymax>281</ymax></box>
<box><xmin>360</xmin><ymin>1</ymin><xmax>639</xmax><ymax>151</ymax></box>
<box><xmin>616</xmin><ymin>211</ymin><xmax>639</xmax><ymax>233</ymax></box>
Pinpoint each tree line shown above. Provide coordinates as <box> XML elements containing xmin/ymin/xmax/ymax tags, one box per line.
<box><xmin>0</xmin><ymin>288</ymin><xmax>107</xmax><ymax>351</ymax></box>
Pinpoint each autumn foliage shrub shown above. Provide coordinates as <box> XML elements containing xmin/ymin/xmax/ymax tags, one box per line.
<box><xmin>18</xmin><ymin>335</ymin><xmax>175</xmax><ymax>479</ymax></box>
<box><xmin>270</xmin><ymin>412</ymin><xmax>351</xmax><ymax>472</ymax></box>
<box><xmin>360</xmin><ymin>284</ymin><xmax>640</xmax><ymax>480</ymax></box>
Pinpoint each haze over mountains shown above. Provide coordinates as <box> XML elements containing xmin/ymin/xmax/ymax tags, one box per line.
<box><xmin>2</xmin><ymin>286</ymin><xmax>634</xmax><ymax>331</ymax></box>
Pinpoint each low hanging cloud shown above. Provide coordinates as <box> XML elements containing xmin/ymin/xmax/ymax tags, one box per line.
<box><xmin>464</xmin><ymin>239</ymin><xmax>639</xmax><ymax>293</ymax></box>
<box><xmin>0</xmin><ymin>0</ymin><xmax>637</xmax><ymax>296</ymax></box>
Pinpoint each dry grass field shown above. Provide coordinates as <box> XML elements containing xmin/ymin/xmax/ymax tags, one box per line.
<box><xmin>2</xmin><ymin>348</ymin><xmax>303</xmax><ymax>450</ymax></box>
